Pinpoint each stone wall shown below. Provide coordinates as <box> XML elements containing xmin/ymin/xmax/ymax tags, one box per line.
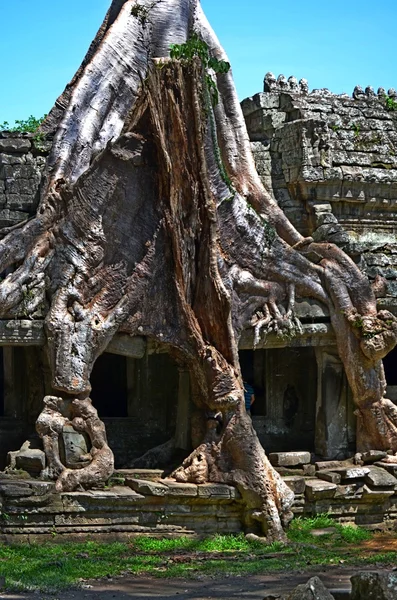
<box><xmin>2</xmin><ymin>453</ymin><xmax>397</xmax><ymax>541</ymax></box>
<box><xmin>242</xmin><ymin>76</ymin><xmax>397</xmax><ymax>239</ymax></box>
<box><xmin>0</xmin><ymin>133</ymin><xmax>50</xmax><ymax>228</ymax></box>
<box><xmin>241</xmin><ymin>75</ymin><xmax>397</xmax><ymax>314</ymax></box>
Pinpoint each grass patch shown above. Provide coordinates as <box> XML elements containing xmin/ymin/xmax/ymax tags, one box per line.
<box><xmin>0</xmin><ymin>519</ymin><xmax>395</xmax><ymax>592</ymax></box>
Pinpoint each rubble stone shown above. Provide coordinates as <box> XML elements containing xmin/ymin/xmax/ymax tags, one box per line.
<box><xmin>269</xmin><ymin>451</ymin><xmax>311</xmax><ymax>467</ymax></box>
<box><xmin>288</xmin><ymin>576</ymin><xmax>335</xmax><ymax>599</ymax></box>
<box><xmin>15</xmin><ymin>449</ymin><xmax>45</xmax><ymax>475</ymax></box>
<box><xmin>282</xmin><ymin>476</ymin><xmax>306</xmax><ymax>495</ymax></box>
<box><xmin>362</xmin><ymin>450</ymin><xmax>388</xmax><ymax>463</ymax></box>
<box><xmin>351</xmin><ymin>571</ymin><xmax>397</xmax><ymax>600</ymax></box>
<box><xmin>365</xmin><ymin>466</ymin><xmax>397</xmax><ymax>488</ymax></box>
<box><xmin>305</xmin><ymin>479</ymin><xmax>337</xmax><ymax>501</ymax></box>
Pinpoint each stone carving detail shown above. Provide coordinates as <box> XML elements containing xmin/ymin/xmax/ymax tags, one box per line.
<box><xmin>263</xmin><ymin>72</ymin><xmax>309</xmax><ymax>95</ymax></box>
<box><xmin>352</xmin><ymin>85</ymin><xmax>366</xmax><ymax>99</ymax></box>
<box><xmin>299</xmin><ymin>78</ymin><xmax>309</xmax><ymax>94</ymax></box>
<box><xmin>277</xmin><ymin>74</ymin><xmax>288</xmax><ymax>89</ymax></box>
<box><xmin>263</xmin><ymin>71</ymin><xmax>277</xmax><ymax>92</ymax></box>
<box><xmin>36</xmin><ymin>396</ymin><xmax>114</xmax><ymax>491</ymax></box>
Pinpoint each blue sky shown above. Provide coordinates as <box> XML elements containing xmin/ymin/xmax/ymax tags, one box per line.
<box><xmin>0</xmin><ymin>0</ymin><xmax>396</xmax><ymax>124</ymax></box>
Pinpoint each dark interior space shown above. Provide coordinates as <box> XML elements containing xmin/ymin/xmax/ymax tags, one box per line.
<box><xmin>0</xmin><ymin>348</ymin><xmax>3</xmax><ymax>417</ymax></box>
<box><xmin>383</xmin><ymin>346</ymin><xmax>397</xmax><ymax>386</ymax></box>
<box><xmin>90</xmin><ymin>352</ymin><xmax>128</xmax><ymax>417</ymax></box>
<box><xmin>239</xmin><ymin>349</ymin><xmax>266</xmax><ymax>415</ymax></box>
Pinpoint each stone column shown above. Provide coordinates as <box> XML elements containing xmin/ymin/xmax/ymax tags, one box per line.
<box><xmin>174</xmin><ymin>369</ymin><xmax>191</xmax><ymax>451</ymax></box>
<box><xmin>314</xmin><ymin>347</ymin><xmax>355</xmax><ymax>459</ymax></box>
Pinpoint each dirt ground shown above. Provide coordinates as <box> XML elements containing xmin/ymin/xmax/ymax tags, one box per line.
<box><xmin>1</xmin><ymin>565</ymin><xmax>394</xmax><ymax>600</ymax></box>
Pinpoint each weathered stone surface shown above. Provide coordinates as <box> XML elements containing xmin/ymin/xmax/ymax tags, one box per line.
<box><xmin>0</xmin><ymin>482</ymin><xmax>32</xmax><ymax>497</ymax></box>
<box><xmin>361</xmin><ymin>485</ymin><xmax>395</xmax><ymax>502</ymax></box>
<box><xmin>351</xmin><ymin>571</ymin><xmax>397</xmax><ymax>600</ymax></box>
<box><xmin>333</xmin><ymin>467</ymin><xmax>370</xmax><ymax>481</ymax></box>
<box><xmin>305</xmin><ymin>479</ymin><xmax>337</xmax><ymax>501</ymax></box>
<box><xmin>288</xmin><ymin>576</ymin><xmax>335</xmax><ymax>599</ymax></box>
<box><xmin>119</xmin><ymin>469</ymin><xmax>165</xmax><ymax>482</ymax></box>
<box><xmin>365</xmin><ymin>466</ymin><xmax>397</xmax><ymax>488</ymax></box>
<box><xmin>162</xmin><ymin>480</ymin><xmax>198</xmax><ymax>497</ymax></box>
<box><xmin>362</xmin><ymin>450</ymin><xmax>388</xmax><ymax>464</ymax></box>
<box><xmin>0</xmin><ymin>138</ymin><xmax>31</xmax><ymax>152</ymax></box>
<box><xmin>60</xmin><ymin>425</ymin><xmax>90</xmax><ymax>468</ymax></box>
<box><xmin>317</xmin><ymin>471</ymin><xmax>342</xmax><ymax>484</ymax></box>
<box><xmin>269</xmin><ymin>451</ymin><xmax>311</xmax><ymax>467</ymax></box>
<box><xmin>197</xmin><ymin>483</ymin><xmax>238</xmax><ymax>499</ymax></box>
<box><xmin>315</xmin><ymin>460</ymin><xmax>353</xmax><ymax>471</ymax></box>
<box><xmin>375</xmin><ymin>461</ymin><xmax>397</xmax><ymax>477</ymax></box>
<box><xmin>335</xmin><ymin>484</ymin><xmax>362</xmax><ymax>498</ymax></box>
<box><xmin>283</xmin><ymin>476</ymin><xmax>306</xmax><ymax>495</ymax></box>
<box><xmin>15</xmin><ymin>449</ymin><xmax>45</xmax><ymax>475</ymax></box>
<box><xmin>127</xmin><ymin>478</ymin><xmax>168</xmax><ymax>496</ymax></box>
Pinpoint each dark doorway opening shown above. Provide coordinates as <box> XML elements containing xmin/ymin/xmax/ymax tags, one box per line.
<box><xmin>383</xmin><ymin>346</ymin><xmax>397</xmax><ymax>386</ymax></box>
<box><xmin>90</xmin><ymin>353</ymin><xmax>128</xmax><ymax>417</ymax></box>
<box><xmin>0</xmin><ymin>348</ymin><xmax>4</xmax><ymax>417</ymax></box>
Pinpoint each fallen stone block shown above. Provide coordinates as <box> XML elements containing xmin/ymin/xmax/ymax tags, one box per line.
<box><xmin>351</xmin><ymin>571</ymin><xmax>397</xmax><ymax>600</ymax></box>
<box><xmin>317</xmin><ymin>471</ymin><xmax>342</xmax><ymax>484</ymax></box>
<box><xmin>335</xmin><ymin>484</ymin><xmax>362</xmax><ymax>499</ymax></box>
<box><xmin>325</xmin><ymin>466</ymin><xmax>369</xmax><ymax>482</ymax></box>
<box><xmin>303</xmin><ymin>464</ymin><xmax>316</xmax><ymax>476</ymax></box>
<box><xmin>283</xmin><ymin>476</ymin><xmax>306</xmax><ymax>495</ymax></box>
<box><xmin>288</xmin><ymin>576</ymin><xmax>335</xmax><ymax>599</ymax></box>
<box><xmin>15</xmin><ymin>449</ymin><xmax>45</xmax><ymax>475</ymax></box>
<box><xmin>375</xmin><ymin>461</ymin><xmax>397</xmax><ymax>477</ymax></box>
<box><xmin>275</xmin><ymin>467</ymin><xmax>305</xmax><ymax>476</ymax></box>
<box><xmin>315</xmin><ymin>459</ymin><xmax>353</xmax><ymax>471</ymax></box>
<box><xmin>126</xmin><ymin>478</ymin><xmax>169</xmax><ymax>496</ymax></box>
<box><xmin>362</xmin><ymin>450</ymin><xmax>388</xmax><ymax>464</ymax></box>
<box><xmin>365</xmin><ymin>466</ymin><xmax>397</xmax><ymax>488</ymax></box>
<box><xmin>361</xmin><ymin>485</ymin><xmax>395</xmax><ymax>502</ymax></box>
<box><xmin>305</xmin><ymin>479</ymin><xmax>337</xmax><ymax>501</ymax></box>
<box><xmin>269</xmin><ymin>451</ymin><xmax>311</xmax><ymax>467</ymax></box>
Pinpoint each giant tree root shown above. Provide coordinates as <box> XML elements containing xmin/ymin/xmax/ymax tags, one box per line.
<box><xmin>36</xmin><ymin>396</ymin><xmax>114</xmax><ymax>491</ymax></box>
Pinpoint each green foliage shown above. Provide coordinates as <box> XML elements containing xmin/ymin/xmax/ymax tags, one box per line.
<box><xmin>351</xmin><ymin>122</ymin><xmax>361</xmax><ymax>136</ymax></box>
<box><xmin>0</xmin><ymin>115</ymin><xmax>46</xmax><ymax>133</ymax></box>
<box><xmin>130</xmin><ymin>1</ymin><xmax>163</xmax><ymax>25</ymax></box>
<box><xmin>384</xmin><ymin>95</ymin><xmax>397</xmax><ymax>112</ymax></box>
<box><xmin>169</xmin><ymin>33</ymin><xmax>230</xmax><ymax>107</ymax></box>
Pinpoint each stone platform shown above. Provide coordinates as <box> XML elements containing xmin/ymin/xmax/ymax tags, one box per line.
<box><xmin>1</xmin><ymin>456</ymin><xmax>397</xmax><ymax>542</ymax></box>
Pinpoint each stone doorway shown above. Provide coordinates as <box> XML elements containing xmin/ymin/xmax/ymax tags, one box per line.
<box><xmin>383</xmin><ymin>346</ymin><xmax>397</xmax><ymax>403</ymax></box>
<box><xmin>239</xmin><ymin>348</ymin><xmax>317</xmax><ymax>454</ymax></box>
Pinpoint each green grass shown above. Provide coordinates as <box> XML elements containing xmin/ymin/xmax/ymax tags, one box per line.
<box><xmin>0</xmin><ymin>520</ymin><xmax>395</xmax><ymax>593</ymax></box>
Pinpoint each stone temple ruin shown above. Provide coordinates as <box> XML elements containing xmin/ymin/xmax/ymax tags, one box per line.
<box><xmin>1</xmin><ymin>72</ymin><xmax>397</xmax><ymax>539</ymax></box>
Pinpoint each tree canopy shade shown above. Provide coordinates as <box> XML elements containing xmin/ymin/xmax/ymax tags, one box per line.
<box><xmin>1</xmin><ymin>0</ymin><xmax>397</xmax><ymax>541</ymax></box>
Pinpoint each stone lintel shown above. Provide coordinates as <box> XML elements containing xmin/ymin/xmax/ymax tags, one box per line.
<box><xmin>0</xmin><ymin>321</ymin><xmax>147</xmax><ymax>358</ymax></box>
<box><xmin>239</xmin><ymin>323</ymin><xmax>335</xmax><ymax>350</ymax></box>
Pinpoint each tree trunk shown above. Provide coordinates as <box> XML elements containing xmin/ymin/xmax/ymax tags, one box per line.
<box><xmin>0</xmin><ymin>0</ymin><xmax>396</xmax><ymax>540</ymax></box>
